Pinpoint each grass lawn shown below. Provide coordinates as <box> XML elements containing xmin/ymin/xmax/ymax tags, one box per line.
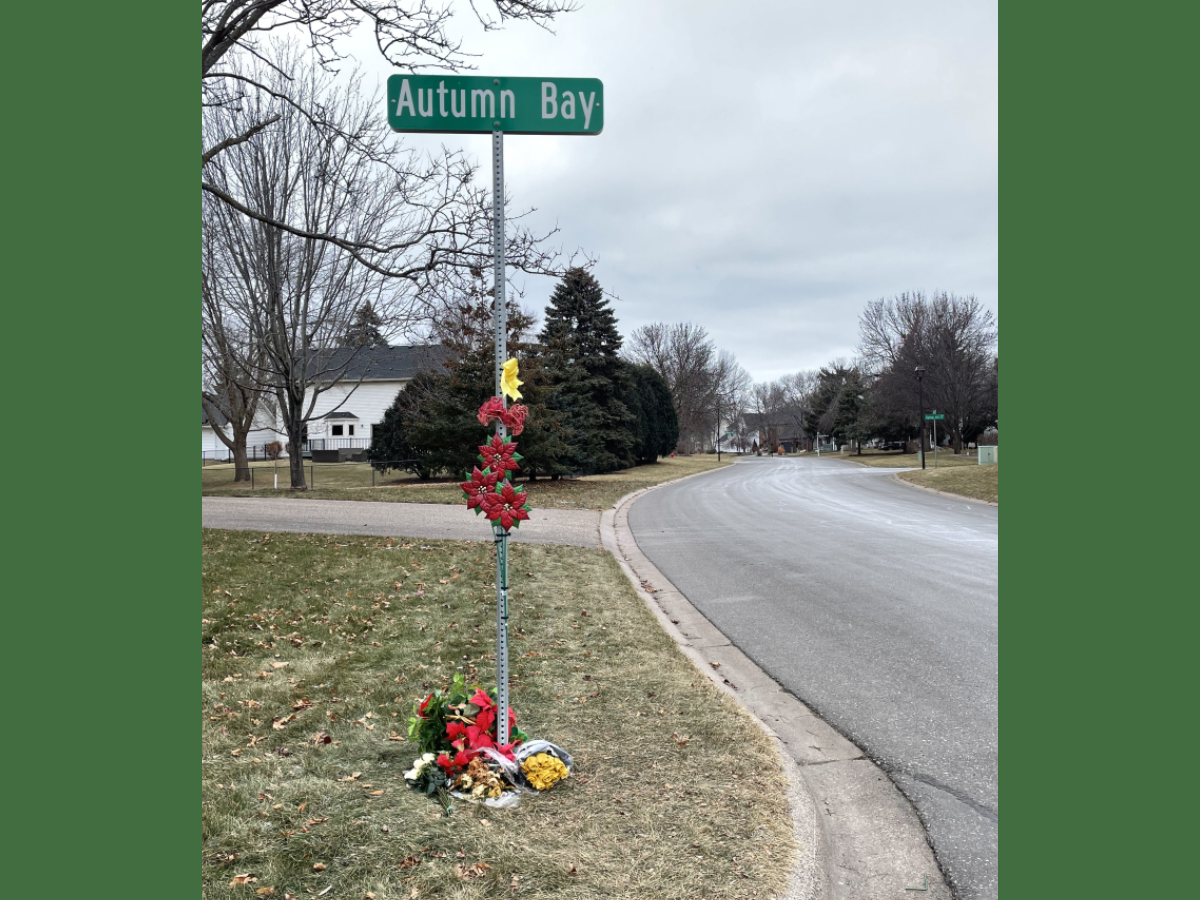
<box><xmin>202</xmin><ymin>528</ymin><xmax>795</xmax><ymax>899</ymax></box>
<box><xmin>202</xmin><ymin>454</ymin><xmax>737</xmax><ymax>511</ymax></box>
<box><xmin>898</xmin><ymin>464</ymin><xmax>999</xmax><ymax>504</ymax></box>
<box><xmin>833</xmin><ymin>449</ymin><xmax>979</xmax><ymax>469</ymax></box>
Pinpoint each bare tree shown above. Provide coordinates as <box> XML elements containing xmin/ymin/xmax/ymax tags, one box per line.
<box><xmin>859</xmin><ymin>292</ymin><xmax>998</xmax><ymax>451</ymax></box>
<box><xmin>202</xmin><ymin>1</ymin><xmax>578</xmax><ymax>269</ymax></box>
<box><xmin>204</xmin><ymin>48</ymin><xmax>518</xmax><ymax>488</ymax></box>
<box><xmin>778</xmin><ymin>370</ymin><xmax>817</xmax><ymax>450</ymax></box>
<box><xmin>626</xmin><ymin>322</ymin><xmax>718</xmax><ymax>452</ymax></box>
<box><xmin>202</xmin><ymin>222</ymin><xmax>270</xmax><ymax>478</ymax></box>
<box><xmin>748</xmin><ymin>380</ymin><xmax>787</xmax><ymax>452</ymax></box>
<box><xmin>710</xmin><ymin>350</ymin><xmax>750</xmax><ymax>453</ymax></box>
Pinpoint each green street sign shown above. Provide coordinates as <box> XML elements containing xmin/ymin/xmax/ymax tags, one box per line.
<box><xmin>387</xmin><ymin>75</ymin><xmax>604</xmax><ymax>135</ymax></box>
<box><xmin>924</xmin><ymin>413</ymin><xmax>946</xmax><ymax>421</ymax></box>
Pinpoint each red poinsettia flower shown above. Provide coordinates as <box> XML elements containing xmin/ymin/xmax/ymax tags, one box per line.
<box><xmin>446</xmin><ymin>721</ymin><xmax>468</xmax><ymax>742</ymax></box>
<box><xmin>459</xmin><ymin>466</ymin><xmax>500</xmax><ymax>513</ymax></box>
<box><xmin>469</xmin><ymin>688</ymin><xmax>493</xmax><ymax>709</ymax></box>
<box><xmin>482</xmin><ymin>482</ymin><xmax>531</xmax><ymax>531</ymax></box>
<box><xmin>417</xmin><ymin>694</ymin><xmax>433</xmax><ymax>717</ymax></box>
<box><xmin>501</xmin><ymin>403</ymin><xmax>529</xmax><ymax>436</ymax></box>
<box><xmin>478</xmin><ymin>434</ymin><xmax>522</xmax><ymax>473</ymax></box>
<box><xmin>476</xmin><ymin>396</ymin><xmax>507</xmax><ymax>427</ymax></box>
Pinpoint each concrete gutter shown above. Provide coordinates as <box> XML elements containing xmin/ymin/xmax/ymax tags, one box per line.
<box><xmin>600</xmin><ymin>468</ymin><xmax>952</xmax><ymax>900</ymax></box>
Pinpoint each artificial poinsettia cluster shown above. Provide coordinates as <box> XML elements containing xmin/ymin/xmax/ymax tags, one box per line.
<box><xmin>460</xmin><ymin>399</ymin><xmax>532</xmax><ymax>531</ymax></box>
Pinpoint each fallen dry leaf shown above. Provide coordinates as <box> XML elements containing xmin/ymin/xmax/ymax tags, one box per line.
<box><xmin>255</xmin><ymin>888</ymin><xmax>277</xmax><ymax>897</ymax></box>
<box><xmin>313</xmin><ymin>862</ymin><xmax>327</xmax><ymax>871</ymax></box>
<box><xmin>455</xmin><ymin>862</ymin><xmax>492</xmax><ymax>880</ymax></box>
<box><xmin>270</xmin><ymin>661</ymin><xmax>290</xmax><ymax>669</ymax></box>
<box><xmin>229</xmin><ymin>873</ymin><xmax>257</xmax><ymax>887</ymax></box>
<box><xmin>398</xmin><ymin>857</ymin><xmax>420</xmax><ymax>869</ymax></box>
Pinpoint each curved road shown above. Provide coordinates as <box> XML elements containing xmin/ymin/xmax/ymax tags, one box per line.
<box><xmin>628</xmin><ymin>456</ymin><xmax>997</xmax><ymax>900</ymax></box>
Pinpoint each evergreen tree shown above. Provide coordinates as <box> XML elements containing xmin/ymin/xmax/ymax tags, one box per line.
<box><xmin>341</xmin><ymin>300</ymin><xmax>388</xmax><ymax>348</ymax></box>
<box><xmin>539</xmin><ymin>268</ymin><xmax>636</xmax><ymax>473</ymax></box>
<box><xmin>621</xmin><ymin>362</ymin><xmax>679</xmax><ymax>464</ymax></box>
<box><xmin>369</xmin><ymin>282</ymin><xmax>570</xmax><ymax>480</ymax></box>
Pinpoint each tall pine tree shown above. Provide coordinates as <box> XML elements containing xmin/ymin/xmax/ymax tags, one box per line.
<box><xmin>341</xmin><ymin>300</ymin><xmax>388</xmax><ymax>348</ymax></box>
<box><xmin>539</xmin><ymin>268</ymin><xmax>636</xmax><ymax>474</ymax></box>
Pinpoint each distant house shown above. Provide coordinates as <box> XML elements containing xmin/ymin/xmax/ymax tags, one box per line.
<box><xmin>201</xmin><ymin>345</ymin><xmax>452</xmax><ymax>460</ymax></box>
<box><xmin>274</xmin><ymin>344</ymin><xmax>452</xmax><ymax>455</ymax></box>
<box><xmin>742</xmin><ymin>407</ymin><xmax>811</xmax><ymax>453</ymax></box>
<box><xmin>201</xmin><ymin>395</ymin><xmax>281</xmax><ymax>461</ymax></box>
<box><xmin>201</xmin><ymin>404</ymin><xmax>231</xmax><ymax>458</ymax></box>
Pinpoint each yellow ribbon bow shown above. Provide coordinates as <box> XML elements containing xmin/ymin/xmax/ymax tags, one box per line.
<box><xmin>501</xmin><ymin>358</ymin><xmax>523</xmax><ymax>401</ymax></box>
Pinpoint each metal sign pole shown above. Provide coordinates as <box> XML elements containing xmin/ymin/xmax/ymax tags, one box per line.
<box><xmin>491</xmin><ymin>129</ymin><xmax>511</xmax><ymax>746</ymax></box>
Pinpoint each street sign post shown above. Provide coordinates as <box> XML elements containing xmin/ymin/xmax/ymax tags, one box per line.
<box><xmin>924</xmin><ymin>411</ymin><xmax>946</xmax><ymax>467</ymax></box>
<box><xmin>388</xmin><ymin>75</ymin><xmax>602</xmax><ymax>745</ymax></box>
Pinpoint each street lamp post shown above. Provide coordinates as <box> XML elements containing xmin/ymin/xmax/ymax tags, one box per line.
<box><xmin>915</xmin><ymin>366</ymin><xmax>926</xmax><ymax>470</ymax></box>
<box><xmin>716</xmin><ymin>394</ymin><xmax>722</xmax><ymax>462</ymax></box>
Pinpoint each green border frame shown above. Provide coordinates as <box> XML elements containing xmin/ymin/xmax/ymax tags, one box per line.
<box><xmin>6</xmin><ymin>3</ymin><xmax>193</xmax><ymax>894</ymax></box>
<box><xmin>1005</xmin><ymin>2</ymin><xmax>1192</xmax><ymax>897</ymax></box>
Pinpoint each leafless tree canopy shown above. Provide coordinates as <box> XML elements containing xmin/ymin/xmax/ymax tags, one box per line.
<box><xmin>625</xmin><ymin>322</ymin><xmax>748</xmax><ymax>452</ymax></box>
<box><xmin>858</xmin><ymin>292</ymin><xmax>998</xmax><ymax>451</ymax></box>
<box><xmin>202</xmin><ymin>1</ymin><xmax>579</xmax><ymax>274</ymax></box>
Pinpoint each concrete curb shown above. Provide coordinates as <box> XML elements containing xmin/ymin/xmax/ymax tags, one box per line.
<box><xmin>600</xmin><ymin>468</ymin><xmax>952</xmax><ymax>900</ymax></box>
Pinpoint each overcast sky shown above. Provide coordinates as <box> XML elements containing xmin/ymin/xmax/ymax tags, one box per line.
<box><xmin>349</xmin><ymin>0</ymin><xmax>996</xmax><ymax>383</ymax></box>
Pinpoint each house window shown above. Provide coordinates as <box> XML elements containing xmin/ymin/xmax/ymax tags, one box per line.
<box><xmin>348</xmin><ymin>424</ymin><xmax>355</xmax><ymax>436</ymax></box>
<box><xmin>332</xmin><ymin>424</ymin><xmax>344</xmax><ymax>436</ymax></box>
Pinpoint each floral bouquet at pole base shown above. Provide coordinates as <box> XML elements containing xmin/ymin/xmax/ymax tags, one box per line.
<box><xmin>405</xmin><ymin>674</ymin><xmax>529</xmax><ymax>804</ymax></box>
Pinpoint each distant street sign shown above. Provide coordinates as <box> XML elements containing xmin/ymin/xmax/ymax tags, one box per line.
<box><xmin>924</xmin><ymin>413</ymin><xmax>946</xmax><ymax>421</ymax></box>
<box><xmin>387</xmin><ymin>75</ymin><xmax>604</xmax><ymax>135</ymax></box>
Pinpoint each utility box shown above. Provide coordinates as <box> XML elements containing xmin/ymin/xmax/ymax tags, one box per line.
<box><xmin>978</xmin><ymin>446</ymin><xmax>998</xmax><ymax>465</ymax></box>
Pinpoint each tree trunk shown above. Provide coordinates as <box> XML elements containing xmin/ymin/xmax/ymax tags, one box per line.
<box><xmin>283</xmin><ymin>400</ymin><xmax>308</xmax><ymax>490</ymax></box>
<box><xmin>233</xmin><ymin>433</ymin><xmax>251</xmax><ymax>481</ymax></box>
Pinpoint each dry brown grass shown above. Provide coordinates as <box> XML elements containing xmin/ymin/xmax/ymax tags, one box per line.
<box><xmin>897</xmin><ymin>464</ymin><xmax>999</xmax><ymax>503</ymax></box>
<box><xmin>202</xmin><ymin>454</ymin><xmax>736</xmax><ymax>511</ymax></box>
<box><xmin>202</xmin><ymin>529</ymin><xmax>795</xmax><ymax>899</ymax></box>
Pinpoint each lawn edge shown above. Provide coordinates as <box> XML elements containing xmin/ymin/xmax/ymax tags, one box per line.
<box><xmin>829</xmin><ymin>453</ymin><xmax>999</xmax><ymax>507</ymax></box>
<box><xmin>603</xmin><ymin>466</ymin><xmax>952</xmax><ymax>900</ymax></box>
<box><xmin>889</xmin><ymin>472</ymin><xmax>999</xmax><ymax>507</ymax></box>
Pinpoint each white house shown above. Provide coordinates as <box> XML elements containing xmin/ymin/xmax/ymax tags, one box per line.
<box><xmin>202</xmin><ymin>345</ymin><xmax>451</xmax><ymax>461</ymax></box>
<box><xmin>290</xmin><ymin>345</ymin><xmax>451</xmax><ymax>453</ymax></box>
<box><xmin>201</xmin><ymin>396</ymin><xmax>284</xmax><ymax>461</ymax></box>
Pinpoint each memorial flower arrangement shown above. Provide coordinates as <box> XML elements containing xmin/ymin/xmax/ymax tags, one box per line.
<box><xmin>403</xmin><ymin>359</ymin><xmax>570</xmax><ymax>808</ymax></box>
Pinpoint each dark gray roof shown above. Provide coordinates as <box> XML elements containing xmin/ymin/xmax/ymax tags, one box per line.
<box><xmin>310</xmin><ymin>344</ymin><xmax>453</xmax><ymax>383</ymax></box>
<box><xmin>202</xmin><ymin>399</ymin><xmax>229</xmax><ymax>428</ymax></box>
<box><xmin>323</xmin><ymin>411</ymin><xmax>359</xmax><ymax>419</ymax></box>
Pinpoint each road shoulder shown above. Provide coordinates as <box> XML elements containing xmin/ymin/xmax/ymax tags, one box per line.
<box><xmin>601</xmin><ymin>470</ymin><xmax>952</xmax><ymax>900</ymax></box>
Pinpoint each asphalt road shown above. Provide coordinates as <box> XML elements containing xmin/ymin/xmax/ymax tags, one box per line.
<box><xmin>627</xmin><ymin>456</ymin><xmax>998</xmax><ymax>900</ymax></box>
<box><xmin>201</xmin><ymin>497</ymin><xmax>602</xmax><ymax>548</ymax></box>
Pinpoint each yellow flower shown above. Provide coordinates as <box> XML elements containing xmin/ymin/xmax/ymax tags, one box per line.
<box><xmin>501</xmin><ymin>358</ymin><xmax>523</xmax><ymax>401</ymax></box>
<box><xmin>521</xmin><ymin>752</ymin><xmax>569</xmax><ymax>790</ymax></box>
